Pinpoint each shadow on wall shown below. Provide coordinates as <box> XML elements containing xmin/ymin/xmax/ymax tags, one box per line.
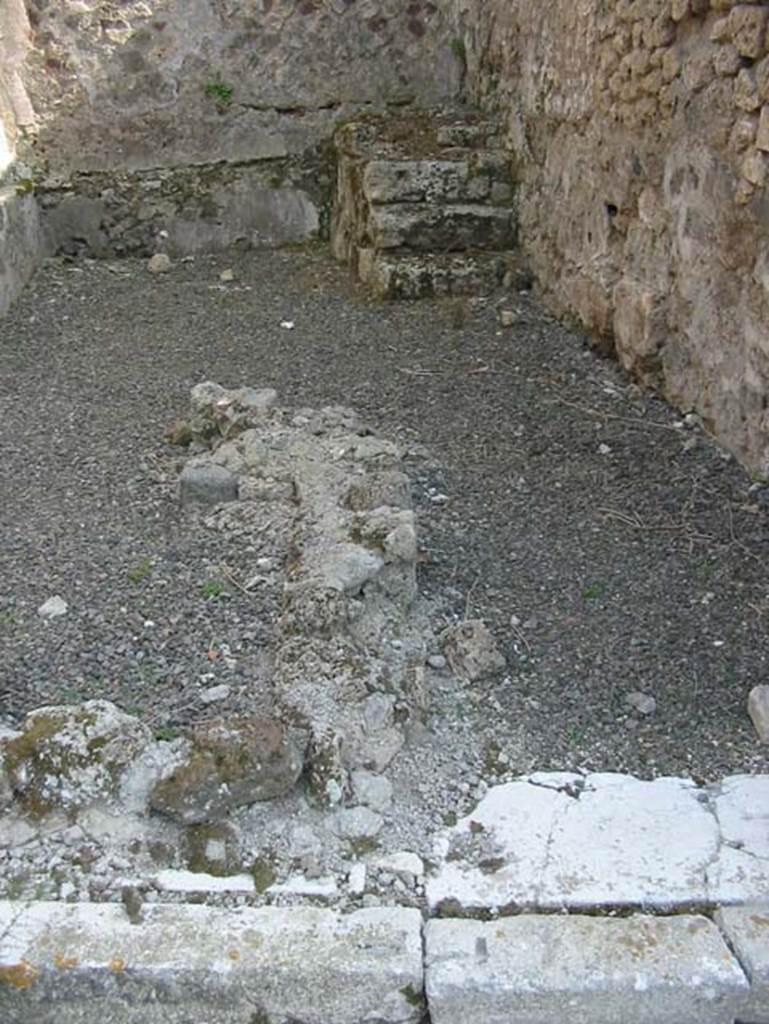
<box><xmin>6</xmin><ymin>0</ymin><xmax>462</xmax><ymax>260</ymax></box>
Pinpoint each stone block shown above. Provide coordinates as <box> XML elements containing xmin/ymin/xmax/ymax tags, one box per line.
<box><xmin>612</xmin><ymin>278</ymin><xmax>668</xmax><ymax>384</ymax></box>
<box><xmin>0</xmin><ymin>902</ymin><xmax>425</xmax><ymax>1024</ymax></box>
<box><xmin>427</xmin><ymin>773</ymin><xmax>769</xmax><ymax>915</ymax></box>
<box><xmin>0</xmin><ymin>186</ymin><xmax>44</xmax><ymax>317</ymax></box>
<box><xmin>149</xmin><ymin>716</ymin><xmax>303</xmax><ymax>824</ymax></box>
<box><xmin>748</xmin><ymin>684</ymin><xmax>769</xmax><ymax>740</ymax></box>
<box><xmin>757</xmin><ymin>107</ymin><xmax>769</xmax><ymax>152</ymax></box>
<box><xmin>179</xmin><ymin>462</ymin><xmax>239</xmax><ymax>507</ymax></box>
<box><xmin>3</xmin><ymin>700</ymin><xmax>151</xmax><ymax>816</ymax></box>
<box><xmin>369</xmin><ymin>203</ymin><xmax>516</xmax><ymax>252</ymax></box>
<box><xmin>358</xmin><ymin>250</ymin><xmax>509</xmax><ymax>299</ymax></box>
<box><xmin>714</xmin><ymin>903</ymin><xmax>769</xmax><ymax>1024</ymax></box>
<box><xmin>729</xmin><ymin>5</ymin><xmax>769</xmax><ymax>60</ymax></box>
<box><xmin>424</xmin><ymin>915</ymin><xmax>749</xmax><ymax>1024</ymax></box>
<box><xmin>363</xmin><ymin>160</ymin><xmax>479</xmax><ymax>204</ymax></box>
<box><xmin>706</xmin><ymin>775</ymin><xmax>769</xmax><ymax>903</ymax></box>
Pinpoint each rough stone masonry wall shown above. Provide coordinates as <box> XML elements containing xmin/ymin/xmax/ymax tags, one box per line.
<box><xmin>453</xmin><ymin>0</ymin><xmax>769</xmax><ymax>476</ymax></box>
<box><xmin>15</xmin><ymin>0</ymin><xmax>461</xmax><ymax>256</ymax></box>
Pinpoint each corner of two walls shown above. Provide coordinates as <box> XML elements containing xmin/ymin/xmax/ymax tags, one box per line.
<box><xmin>455</xmin><ymin>0</ymin><xmax>769</xmax><ymax>477</ymax></box>
<box><xmin>13</xmin><ymin>0</ymin><xmax>461</xmax><ymax>260</ymax></box>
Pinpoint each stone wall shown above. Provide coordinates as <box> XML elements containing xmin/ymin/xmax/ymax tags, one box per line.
<box><xmin>453</xmin><ymin>0</ymin><xmax>769</xmax><ymax>476</ymax></box>
<box><xmin>0</xmin><ymin>0</ymin><xmax>44</xmax><ymax>315</ymax></box>
<box><xmin>16</xmin><ymin>0</ymin><xmax>461</xmax><ymax>256</ymax></box>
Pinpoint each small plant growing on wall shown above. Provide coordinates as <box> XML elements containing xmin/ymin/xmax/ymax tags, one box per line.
<box><xmin>205</xmin><ymin>78</ymin><xmax>234</xmax><ymax>111</ymax></box>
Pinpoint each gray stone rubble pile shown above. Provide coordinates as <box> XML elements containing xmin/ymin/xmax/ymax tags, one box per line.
<box><xmin>179</xmin><ymin>382</ymin><xmax>429</xmax><ymax>808</ymax></box>
<box><xmin>332</xmin><ymin>110</ymin><xmax>525</xmax><ymax>299</ymax></box>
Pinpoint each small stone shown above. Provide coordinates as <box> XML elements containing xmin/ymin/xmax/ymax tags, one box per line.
<box><xmin>182</xmin><ymin>822</ymin><xmax>242</xmax><ymax>877</ymax></box>
<box><xmin>179</xmin><ymin>462</ymin><xmax>239</xmax><ymax>507</ymax></box>
<box><xmin>498</xmin><ymin>308</ymin><xmax>518</xmax><ymax>327</ymax></box>
<box><xmin>441</xmin><ymin>620</ymin><xmax>506</xmax><ymax>681</ymax></box>
<box><xmin>427</xmin><ymin>654</ymin><xmax>447</xmax><ymax>670</ymax></box>
<box><xmin>348</xmin><ymin>863</ymin><xmax>367</xmax><ymax>895</ymax></box>
<box><xmin>219</xmin><ymin>268</ymin><xmax>235</xmax><ymax>282</ymax></box>
<box><xmin>747</xmin><ymin>685</ymin><xmax>769</xmax><ymax>742</ymax></box>
<box><xmin>332</xmin><ymin>806</ymin><xmax>384</xmax><ymax>841</ymax></box>
<box><xmin>351</xmin><ymin>770</ymin><xmax>393</xmax><ymax>812</ymax></box>
<box><xmin>165</xmin><ymin>419</ymin><xmax>193</xmax><ymax>447</ymax></box>
<box><xmin>148</xmin><ymin>253</ymin><xmax>172</xmax><ymax>274</ymax></box>
<box><xmin>598</xmin><ymin>443</ymin><xmax>612</xmax><ymax>455</ymax></box>
<box><xmin>625</xmin><ymin>692</ymin><xmax>657</xmax><ymax>716</ymax></box>
<box><xmin>38</xmin><ymin>595</ymin><xmax>68</xmax><ymax>619</ymax></box>
<box><xmin>199</xmin><ymin>684</ymin><xmax>231</xmax><ymax>704</ymax></box>
<box><xmin>374</xmin><ymin>851</ymin><xmax>424</xmax><ymax>887</ymax></box>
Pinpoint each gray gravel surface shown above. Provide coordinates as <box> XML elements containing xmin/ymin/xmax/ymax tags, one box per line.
<box><xmin>1</xmin><ymin>247</ymin><xmax>767</xmax><ymax>784</ymax></box>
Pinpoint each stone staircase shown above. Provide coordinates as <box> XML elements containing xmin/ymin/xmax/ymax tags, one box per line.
<box><xmin>331</xmin><ymin>109</ymin><xmax>523</xmax><ymax>299</ymax></box>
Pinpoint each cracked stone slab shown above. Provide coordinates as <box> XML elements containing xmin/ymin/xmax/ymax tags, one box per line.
<box><xmin>714</xmin><ymin>903</ymin><xmax>769</xmax><ymax>1024</ymax></box>
<box><xmin>424</xmin><ymin>914</ymin><xmax>749</xmax><ymax>1024</ymax></box>
<box><xmin>0</xmin><ymin>901</ymin><xmax>424</xmax><ymax>1024</ymax></box>
<box><xmin>706</xmin><ymin>775</ymin><xmax>769</xmax><ymax>904</ymax></box>
<box><xmin>427</xmin><ymin>773</ymin><xmax>769</xmax><ymax>913</ymax></box>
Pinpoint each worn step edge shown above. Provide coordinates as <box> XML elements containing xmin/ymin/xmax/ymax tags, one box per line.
<box><xmin>357</xmin><ymin>248</ymin><xmax>526</xmax><ymax>299</ymax></box>
<box><xmin>424</xmin><ymin>913</ymin><xmax>754</xmax><ymax>1024</ymax></box>
<box><xmin>0</xmin><ymin>901</ymin><xmax>424</xmax><ymax>1024</ymax></box>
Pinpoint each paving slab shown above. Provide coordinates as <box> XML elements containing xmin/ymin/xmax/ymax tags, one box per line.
<box><xmin>427</xmin><ymin>773</ymin><xmax>769</xmax><ymax>914</ymax></box>
<box><xmin>424</xmin><ymin>914</ymin><xmax>749</xmax><ymax>1024</ymax></box>
<box><xmin>715</xmin><ymin>903</ymin><xmax>769</xmax><ymax>1024</ymax></box>
<box><xmin>706</xmin><ymin>776</ymin><xmax>769</xmax><ymax>904</ymax></box>
<box><xmin>0</xmin><ymin>901</ymin><xmax>424</xmax><ymax>1024</ymax></box>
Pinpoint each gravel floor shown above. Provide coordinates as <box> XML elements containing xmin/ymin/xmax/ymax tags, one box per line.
<box><xmin>1</xmin><ymin>246</ymin><xmax>767</xmax><ymax>789</ymax></box>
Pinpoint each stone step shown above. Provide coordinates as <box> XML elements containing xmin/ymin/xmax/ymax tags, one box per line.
<box><xmin>368</xmin><ymin>202</ymin><xmax>516</xmax><ymax>253</ymax></box>
<box><xmin>425</xmin><ymin>915</ymin><xmax>751</xmax><ymax>1024</ymax></box>
<box><xmin>0</xmin><ymin>902</ymin><xmax>425</xmax><ymax>1024</ymax></box>
<box><xmin>362</xmin><ymin>152</ymin><xmax>512</xmax><ymax>206</ymax></box>
<box><xmin>334</xmin><ymin>110</ymin><xmax>503</xmax><ymax>162</ymax></box>
<box><xmin>356</xmin><ymin>249</ymin><xmax>522</xmax><ymax>299</ymax></box>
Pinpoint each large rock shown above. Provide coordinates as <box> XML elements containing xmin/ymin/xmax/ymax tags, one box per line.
<box><xmin>0</xmin><ymin>902</ymin><xmax>425</xmax><ymax>1024</ymax></box>
<box><xmin>149</xmin><ymin>716</ymin><xmax>303</xmax><ymax>824</ymax></box>
<box><xmin>2</xmin><ymin>700</ymin><xmax>151</xmax><ymax>816</ymax></box>
<box><xmin>425</xmin><ymin>915</ymin><xmax>749</xmax><ymax>1024</ymax></box>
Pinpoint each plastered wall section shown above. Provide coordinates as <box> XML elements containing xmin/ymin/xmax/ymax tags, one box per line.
<box><xmin>0</xmin><ymin>0</ymin><xmax>44</xmax><ymax>316</ymax></box>
<box><xmin>16</xmin><ymin>0</ymin><xmax>460</xmax><ymax>258</ymax></box>
<box><xmin>454</xmin><ymin>0</ymin><xmax>769</xmax><ymax>476</ymax></box>
<box><xmin>20</xmin><ymin>0</ymin><xmax>460</xmax><ymax>174</ymax></box>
